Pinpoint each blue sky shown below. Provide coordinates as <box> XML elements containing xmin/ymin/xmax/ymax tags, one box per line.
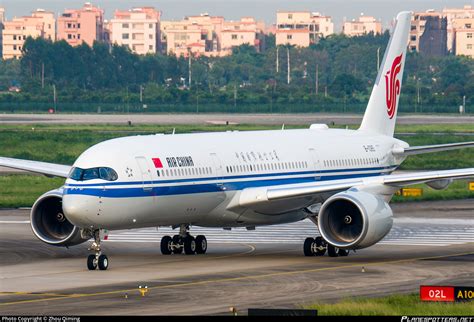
<box><xmin>1</xmin><ymin>0</ymin><xmax>472</xmax><ymax>30</ymax></box>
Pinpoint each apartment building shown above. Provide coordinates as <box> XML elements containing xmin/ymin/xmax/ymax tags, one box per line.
<box><xmin>220</xmin><ymin>17</ymin><xmax>263</xmax><ymax>55</ymax></box>
<box><xmin>161</xmin><ymin>13</ymin><xmax>263</xmax><ymax>57</ymax></box>
<box><xmin>57</xmin><ymin>2</ymin><xmax>104</xmax><ymax>47</ymax></box>
<box><xmin>108</xmin><ymin>7</ymin><xmax>161</xmax><ymax>55</ymax></box>
<box><xmin>453</xmin><ymin>17</ymin><xmax>474</xmax><ymax>58</ymax></box>
<box><xmin>275</xmin><ymin>11</ymin><xmax>334</xmax><ymax>47</ymax></box>
<box><xmin>0</xmin><ymin>7</ymin><xmax>5</xmax><ymax>57</ymax></box>
<box><xmin>419</xmin><ymin>16</ymin><xmax>448</xmax><ymax>56</ymax></box>
<box><xmin>443</xmin><ymin>5</ymin><xmax>474</xmax><ymax>52</ymax></box>
<box><xmin>2</xmin><ymin>9</ymin><xmax>55</xmax><ymax>59</ymax></box>
<box><xmin>409</xmin><ymin>10</ymin><xmax>442</xmax><ymax>52</ymax></box>
<box><xmin>410</xmin><ymin>6</ymin><xmax>474</xmax><ymax>57</ymax></box>
<box><xmin>342</xmin><ymin>15</ymin><xmax>382</xmax><ymax>37</ymax></box>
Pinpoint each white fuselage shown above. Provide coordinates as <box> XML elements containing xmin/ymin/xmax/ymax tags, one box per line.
<box><xmin>62</xmin><ymin>128</ymin><xmax>407</xmax><ymax>231</ymax></box>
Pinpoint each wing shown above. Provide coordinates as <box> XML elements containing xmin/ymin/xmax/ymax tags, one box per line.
<box><xmin>231</xmin><ymin>168</ymin><xmax>474</xmax><ymax>213</ymax></box>
<box><xmin>0</xmin><ymin>157</ymin><xmax>71</xmax><ymax>178</ymax></box>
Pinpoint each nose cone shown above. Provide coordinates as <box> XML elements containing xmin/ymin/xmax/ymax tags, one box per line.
<box><xmin>62</xmin><ymin>194</ymin><xmax>99</xmax><ymax>228</ymax></box>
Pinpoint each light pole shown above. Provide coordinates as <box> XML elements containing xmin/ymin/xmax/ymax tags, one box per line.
<box><xmin>276</xmin><ymin>46</ymin><xmax>279</xmax><ymax>73</ymax></box>
<box><xmin>188</xmin><ymin>48</ymin><xmax>192</xmax><ymax>89</ymax></box>
<box><xmin>53</xmin><ymin>84</ymin><xmax>57</xmax><ymax>113</ymax></box>
<box><xmin>286</xmin><ymin>47</ymin><xmax>290</xmax><ymax>85</ymax></box>
<box><xmin>377</xmin><ymin>47</ymin><xmax>381</xmax><ymax>72</ymax></box>
<box><xmin>315</xmin><ymin>64</ymin><xmax>319</xmax><ymax>95</ymax></box>
<box><xmin>416</xmin><ymin>77</ymin><xmax>423</xmax><ymax>113</ymax></box>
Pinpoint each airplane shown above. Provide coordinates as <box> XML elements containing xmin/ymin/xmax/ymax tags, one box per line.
<box><xmin>1</xmin><ymin>11</ymin><xmax>473</xmax><ymax>271</ymax></box>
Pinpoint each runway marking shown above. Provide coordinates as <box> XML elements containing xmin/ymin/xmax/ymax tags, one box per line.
<box><xmin>105</xmin><ymin>220</ymin><xmax>474</xmax><ymax>247</ymax></box>
<box><xmin>0</xmin><ymin>221</ymin><xmax>30</xmax><ymax>224</ymax></box>
<box><xmin>2</xmin><ymin>219</ymin><xmax>471</xmax><ymax>247</ymax></box>
<box><xmin>1</xmin><ymin>251</ymin><xmax>472</xmax><ymax>307</ymax></box>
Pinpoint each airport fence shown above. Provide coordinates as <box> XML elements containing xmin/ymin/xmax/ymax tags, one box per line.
<box><xmin>0</xmin><ymin>102</ymin><xmax>470</xmax><ymax>115</ymax></box>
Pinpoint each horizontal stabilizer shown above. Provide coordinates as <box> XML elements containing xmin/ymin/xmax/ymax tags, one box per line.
<box><xmin>392</xmin><ymin>141</ymin><xmax>474</xmax><ymax>156</ymax></box>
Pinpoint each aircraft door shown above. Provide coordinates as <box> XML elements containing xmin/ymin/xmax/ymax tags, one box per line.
<box><xmin>308</xmin><ymin>148</ymin><xmax>321</xmax><ymax>180</ymax></box>
<box><xmin>209</xmin><ymin>153</ymin><xmax>224</xmax><ymax>190</ymax></box>
<box><xmin>135</xmin><ymin>156</ymin><xmax>153</xmax><ymax>191</ymax></box>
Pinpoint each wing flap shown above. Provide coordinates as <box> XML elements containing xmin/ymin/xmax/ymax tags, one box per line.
<box><xmin>0</xmin><ymin>157</ymin><xmax>71</xmax><ymax>178</ymax></box>
<box><xmin>382</xmin><ymin>168</ymin><xmax>474</xmax><ymax>187</ymax></box>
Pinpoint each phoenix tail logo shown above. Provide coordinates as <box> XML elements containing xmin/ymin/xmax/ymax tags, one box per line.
<box><xmin>385</xmin><ymin>54</ymin><xmax>403</xmax><ymax>119</ymax></box>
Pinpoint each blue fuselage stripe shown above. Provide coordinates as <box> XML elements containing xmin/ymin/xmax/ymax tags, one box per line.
<box><xmin>65</xmin><ymin>165</ymin><xmax>397</xmax><ymax>187</ymax></box>
<box><xmin>63</xmin><ymin>170</ymin><xmax>391</xmax><ymax>198</ymax></box>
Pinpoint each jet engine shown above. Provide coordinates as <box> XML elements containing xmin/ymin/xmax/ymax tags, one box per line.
<box><xmin>30</xmin><ymin>189</ymin><xmax>88</xmax><ymax>247</ymax></box>
<box><xmin>317</xmin><ymin>190</ymin><xmax>393</xmax><ymax>249</ymax></box>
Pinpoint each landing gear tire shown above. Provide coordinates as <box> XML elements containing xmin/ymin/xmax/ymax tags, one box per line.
<box><xmin>98</xmin><ymin>254</ymin><xmax>109</xmax><ymax>270</ymax></box>
<box><xmin>184</xmin><ymin>236</ymin><xmax>196</xmax><ymax>255</ymax></box>
<box><xmin>303</xmin><ymin>237</ymin><xmax>315</xmax><ymax>256</ymax></box>
<box><xmin>160</xmin><ymin>235</ymin><xmax>173</xmax><ymax>255</ymax></box>
<box><xmin>328</xmin><ymin>244</ymin><xmax>339</xmax><ymax>257</ymax></box>
<box><xmin>87</xmin><ymin>254</ymin><xmax>97</xmax><ymax>270</ymax></box>
<box><xmin>338</xmin><ymin>248</ymin><xmax>349</xmax><ymax>257</ymax></box>
<box><xmin>195</xmin><ymin>235</ymin><xmax>207</xmax><ymax>254</ymax></box>
<box><xmin>86</xmin><ymin>230</ymin><xmax>108</xmax><ymax>270</ymax></box>
<box><xmin>314</xmin><ymin>236</ymin><xmax>326</xmax><ymax>256</ymax></box>
<box><xmin>172</xmin><ymin>235</ymin><xmax>183</xmax><ymax>254</ymax></box>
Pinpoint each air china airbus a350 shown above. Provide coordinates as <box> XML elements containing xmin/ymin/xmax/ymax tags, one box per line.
<box><xmin>1</xmin><ymin>12</ymin><xmax>473</xmax><ymax>271</ymax></box>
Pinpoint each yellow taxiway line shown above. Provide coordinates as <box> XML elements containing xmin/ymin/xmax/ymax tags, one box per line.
<box><xmin>1</xmin><ymin>250</ymin><xmax>472</xmax><ymax>307</ymax></box>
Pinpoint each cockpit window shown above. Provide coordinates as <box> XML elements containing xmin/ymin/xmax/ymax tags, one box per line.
<box><xmin>99</xmin><ymin>167</ymin><xmax>118</xmax><ymax>181</ymax></box>
<box><xmin>69</xmin><ymin>167</ymin><xmax>118</xmax><ymax>181</ymax></box>
<box><xmin>69</xmin><ymin>167</ymin><xmax>83</xmax><ymax>181</ymax></box>
<box><xmin>82</xmin><ymin>168</ymin><xmax>100</xmax><ymax>181</ymax></box>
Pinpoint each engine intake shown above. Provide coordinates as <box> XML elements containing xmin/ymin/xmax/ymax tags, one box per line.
<box><xmin>318</xmin><ymin>190</ymin><xmax>393</xmax><ymax>249</ymax></box>
<box><xmin>30</xmin><ymin>189</ymin><xmax>88</xmax><ymax>247</ymax></box>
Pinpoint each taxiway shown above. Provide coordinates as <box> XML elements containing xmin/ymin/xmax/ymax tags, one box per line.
<box><xmin>0</xmin><ymin>200</ymin><xmax>473</xmax><ymax>315</ymax></box>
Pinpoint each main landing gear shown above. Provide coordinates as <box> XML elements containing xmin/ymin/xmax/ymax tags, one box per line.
<box><xmin>160</xmin><ymin>224</ymin><xmax>207</xmax><ymax>256</ymax></box>
<box><xmin>303</xmin><ymin>236</ymin><xmax>349</xmax><ymax>257</ymax></box>
<box><xmin>87</xmin><ymin>230</ymin><xmax>109</xmax><ymax>270</ymax></box>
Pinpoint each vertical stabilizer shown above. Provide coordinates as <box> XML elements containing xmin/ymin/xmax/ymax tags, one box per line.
<box><xmin>359</xmin><ymin>12</ymin><xmax>411</xmax><ymax>136</ymax></box>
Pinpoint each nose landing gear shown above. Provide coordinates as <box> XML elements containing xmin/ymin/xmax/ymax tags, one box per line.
<box><xmin>160</xmin><ymin>224</ymin><xmax>207</xmax><ymax>255</ymax></box>
<box><xmin>86</xmin><ymin>230</ymin><xmax>109</xmax><ymax>270</ymax></box>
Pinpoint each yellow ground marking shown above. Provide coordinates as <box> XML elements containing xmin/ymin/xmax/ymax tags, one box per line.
<box><xmin>1</xmin><ymin>250</ymin><xmax>472</xmax><ymax>307</ymax></box>
<box><xmin>0</xmin><ymin>292</ymin><xmax>74</xmax><ymax>297</ymax></box>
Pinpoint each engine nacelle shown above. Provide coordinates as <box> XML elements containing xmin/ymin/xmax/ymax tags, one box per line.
<box><xmin>30</xmin><ymin>188</ymin><xmax>88</xmax><ymax>247</ymax></box>
<box><xmin>318</xmin><ymin>190</ymin><xmax>393</xmax><ymax>249</ymax></box>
